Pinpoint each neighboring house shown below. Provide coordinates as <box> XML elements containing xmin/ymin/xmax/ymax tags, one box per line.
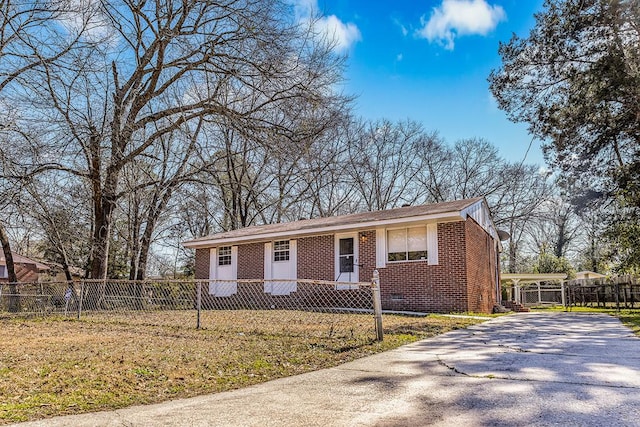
<box><xmin>0</xmin><ymin>253</ymin><xmax>50</xmax><ymax>283</ymax></box>
<box><xmin>575</xmin><ymin>271</ymin><xmax>606</xmax><ymax>280</ymax></box>
<box><xmin>183</xmin><ymin>198</ymin><xmax>502</xmax><ymax>314</ymax></box>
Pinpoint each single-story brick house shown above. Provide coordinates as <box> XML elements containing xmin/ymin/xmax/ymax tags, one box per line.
<box><xmin>0</xmin><ymin>252</ymin><xmax>50</xmax><ymax>283</ymax></box>
<box><xmin>183</xmin><ymin>197</ymin><xmax>502</xmax><ymax>314</ymax></box>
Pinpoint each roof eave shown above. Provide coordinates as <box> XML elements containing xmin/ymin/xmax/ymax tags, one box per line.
<box><xmin>183</xmin><ymin>211</ymin><xmax>465</xmax><ymax>249</ymax></box>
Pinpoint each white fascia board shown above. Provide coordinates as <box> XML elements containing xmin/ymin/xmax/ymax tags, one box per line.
<box><xmin>183</xmin><ymin>211</ymin><xmax>465</xmax><ymax>249</ymax></box>
<box><xmin>501</xmin><ymin>273</ymin><xmax>568</xmax><ymax>282</ymax></box>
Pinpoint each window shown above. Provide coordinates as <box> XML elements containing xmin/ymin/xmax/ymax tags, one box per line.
<box><xmin>273</xmin><ymin>240</ymin><xmax>290</xmax><ymax>262</ymax></box>
<box><xmin>0</xmin><ymin>265</ymin><xmax>6</xmax><ymax>278</ymax></box>
<box><xmin>387</xmin><ymin>227</ymin><xmax>427</xmax><ymax>262</ymax></box>
<box><xmin>218</xmin><ymin>246</ymin><xmax>232</xmax><ymax>266</ymax></box>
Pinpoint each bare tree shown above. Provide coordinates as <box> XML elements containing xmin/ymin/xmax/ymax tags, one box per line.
<box><xmin>527</xmin><ymin>197</ymin><xmax>580</xmax><ymax>259</ymax></box>
<box><xmin>414</xmin><ymin>134</ymin><xmax>452</xmax><ymax>203</ymax></box>
<box><xmin>298</xmin><ymin>123</ymin><xmax>357</xmax><ymax>218</ymax></box>
<box><xmin>19</xmin><ymin>174</ymin><xmax>90</xmax><ymax>281</ymax></box>
<box><xmin>347</xmin><ymin>119</ymin><xmax>429</xmax><ymax>211</ymax></box>
<box><xmin>0</xmin><ymin>0</ymin><xmax>89</xmax><ymax>285</ymax></box>
<box><xmin>11</xmin><ymin>1</ymin><xmax>347</xmax><ymax>280</ymax></box>
<box><xmin>491</xmin><ymin>164</ymin><xmax>552</xmax><ymax>273</ymax></box>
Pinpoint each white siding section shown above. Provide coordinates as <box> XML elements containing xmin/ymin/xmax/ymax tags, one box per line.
<box><xmin>376</xmin><ymin>228</ymin><xmax>386</xmax><ymax>268</ymax></box>
<box><xmin>427</xmin><ymin>223</ymin><xmax>439</xmax><ymax>265</ymax></box>
<box><xmin>462</xmin><ymin>200</ymin><xmax>498</xmax><ymax>240</ymax></box>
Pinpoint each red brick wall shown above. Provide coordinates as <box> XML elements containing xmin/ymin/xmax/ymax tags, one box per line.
<box><xmin>0</xmin><ymin>264</ymin><xmax>41</xmax><ymax>283</ymax></box>
<box><xmin>193</xmin><ymin>219</ymin><xmax>497</xmax><ymax>314</ymax></box>
<box><xmin>358</xmin><ymin>230</ymin><xmax>376</xmax><ymax>283</ymax></box>
<box><xmin>238</xmin><ymin>243</ymin><xmax>264</xmax><ymax>279</ymax></box>
<box><xmin>465</xmin><ymin>218</ymin><xmax>497</xmax><ymax>313</ymax></box>
<box><xmin>297</xmin><ymin>235</ymin><xmax>334</xmax><ymax>281</ymax></box>
<box><xmin>378</xmin><ymin>222</ymin><xmax>469</xmax><ymax>313</ymax></box>
<box><xmin>295</xmin><ymin>232</ymin><xmax>377</xmax><ymax>283</ymax></box>
<box><xmin>194</xmin><ymin>248</ymin><xmax>210</xmax><ymax>279</ymax></box>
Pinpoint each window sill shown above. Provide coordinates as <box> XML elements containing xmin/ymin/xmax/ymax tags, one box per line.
<box><xmin>386</xmin><ymin>259</ymin><xmax>429</xmax><ymax>264</ymax></box>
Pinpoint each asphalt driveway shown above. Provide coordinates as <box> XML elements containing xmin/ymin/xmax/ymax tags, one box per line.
<box><xmin>13</xmin><ymin>312</ymin><xmax>640</xmax><ymax>427</ymax></box>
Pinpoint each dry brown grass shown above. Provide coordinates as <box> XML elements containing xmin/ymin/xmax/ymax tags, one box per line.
<box><xmin>0</xmin><ymin>310</ymin><xmax>484</xmax><ymax>424</ymax></box>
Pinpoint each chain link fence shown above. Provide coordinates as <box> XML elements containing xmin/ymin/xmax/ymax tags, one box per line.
<box><xmin>0</xmin><ymin>277</ymin><xmax>383</xmax><ymax>340</ymax></box>
<box><xmin>520</xmin><ymin>282</ymin><xmax>564</xmax><ymax>306</ymax></box>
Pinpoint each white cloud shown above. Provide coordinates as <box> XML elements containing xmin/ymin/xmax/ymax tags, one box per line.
<box><xmin>314</xmin><ymin>15</ymin><xmax>362</xmax><ymax>52</ymax></box>
<box><xmin>417</xmin><ymin>0</ymin><xmax>506</xmax><ymax>50</ymax></box>
<box><xmin>290</xmin><ymin>0</ymin><xmax>361</xmax><ymax>53</ymax></box>
<box><xmin>57</xmin><ymin>0</ymin><xmax>118</xmax><ymax>45</ymax></box>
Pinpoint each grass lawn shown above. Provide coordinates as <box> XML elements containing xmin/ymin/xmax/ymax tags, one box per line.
<box><xmin>532</xmin><ymin>305</ymin><xmax>640</xmax><ymax>336</ymax></box>
<box><xmin>0</xmin><ymin>310</ymin><xmax>484</xmax><ymax>424</ymax></box>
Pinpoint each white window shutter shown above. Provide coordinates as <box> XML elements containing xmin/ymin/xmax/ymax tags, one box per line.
<box><xmin>427</xmin><ymin>224</ymin><xmax>438</xmax><ymax>265</ymax></box>
<box><xmin>376</xmin><ymin>228</ymin><xmax>386</xmax><ymax>268</ymax></box>
<box><xmin>290</xmin><ymin>239</ymin><xmax>297</xmax><ymax>279</ymax></box>
<box><xmin>209</xmin><ymin>248</ymin><xmax>217</xmax><ymax>280</ymax></box>
<box><xmin>264</xmin><ymin>242</ymin><xmax>272</xmax><ymax>292</ymax></box>
<box><xmin>231</xmin><ymin>246</ymin><xmax>238</xmax><ymax>279</ymax></box>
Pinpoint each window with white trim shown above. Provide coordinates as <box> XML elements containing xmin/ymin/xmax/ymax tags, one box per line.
<box><xmin>273</xmin><ymin>240</ymin><xmax>290</xmax><ymax>262</ymax></box>
<box><xmin>387</xmin><ymin>227</ymin><xmax>427</xmax><ymax>262</ymax></box>
<box><xmin>218</xmin><ymin>246</ymin><xmax>232</xmax><ymax>266</ymax></box>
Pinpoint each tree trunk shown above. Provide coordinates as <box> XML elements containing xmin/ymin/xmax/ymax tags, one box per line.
<box><xmin>0</xmin><ymin>221</ymin><xmax>20</xmax><ymax>312</ymax></box>
<box><xmin>91</xmin><ymin>196</ymin><xmax>115</xmax><ymax>280</ymax></box>
<box><xmin>128</xmin><ymin>195</ymin><xmax>141</xmax><ymax>281</ymax></box>
<box><xmin>135</xmin><ymin>186</ymin><xmax>176</xmax><ymax>281</ymax></box>
<box><xmin>508</xmin><ymin>240</ymin><xmax>518</xmax><ymax>274</ymax></box>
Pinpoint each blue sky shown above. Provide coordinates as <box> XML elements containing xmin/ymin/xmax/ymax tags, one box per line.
<box><xmin>296</xmin><ymin>0</ymin><xmax>547</xmax><ymax>165</ymax></box>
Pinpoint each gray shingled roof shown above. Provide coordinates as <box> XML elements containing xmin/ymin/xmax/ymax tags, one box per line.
<box><xmin>183</xmin><ymin>197</ymin><xmax>484</xmax><ymax>247</ymax></box>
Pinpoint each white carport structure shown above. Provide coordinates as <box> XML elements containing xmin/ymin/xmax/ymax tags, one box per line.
<box><xmin>502</xmin><ymin>273</ymin><xmax>568</xmax><ymax>306</ymax></box>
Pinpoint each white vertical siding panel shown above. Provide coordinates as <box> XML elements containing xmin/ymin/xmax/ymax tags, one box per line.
<box><xmin>290</xmin><ymin>239</ymin><xmax>298</xmax><ymax>279</ymax></box>
<box><xmin>263</xmin><ymin>242</ymin><xmax>272</xmax><ymax>292</ymax></box>
<box><xmin>209</xmin><ymin>248</ymin><xmax>217</xmax><ymax>280</ymax></box>
<box><xmin>375</xmin><ymin>228</ymin><xmax>386</xmax><ymax>268</ymax></box>
<box><xmin>427</xmin><ymin>224</ymin><xmax>439</xmax><ymax>265</ymax></box>
<box><xmin>231</xmin><ymin>246</ymin><xmax>238</xmax><ymax>279</ymax></box>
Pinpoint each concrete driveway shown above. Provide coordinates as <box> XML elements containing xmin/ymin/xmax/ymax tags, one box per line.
<box><xmin>13</xmin><ymin>312</ymin><xmax>640</xmax><ymax>427</ymax></box>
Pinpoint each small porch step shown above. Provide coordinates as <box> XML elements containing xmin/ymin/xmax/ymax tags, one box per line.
<box><xmin>501</xmin><ymin>300</ymin><xmax>530</xmax><ymax>313</ymax></box>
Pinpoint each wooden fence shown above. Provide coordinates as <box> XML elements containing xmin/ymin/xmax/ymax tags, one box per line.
<box><xmin>565</xmin><ymin>275</ymin><xmax>640</xmax><ymax>309</ymax></box>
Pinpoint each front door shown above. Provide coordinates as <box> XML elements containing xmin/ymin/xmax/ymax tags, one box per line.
<box><xmin>335</xmin><ymin>233</ymin><xmax>359</xmax><ymax>285</ymax></box>
<box><xmin>209</xmin><ymin>246</ymin><xmax>237</xmax><ymax>296</ymax></box>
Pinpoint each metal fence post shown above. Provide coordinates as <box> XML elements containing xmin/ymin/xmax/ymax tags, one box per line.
<box><xmin>372</xmin><ymin>270</ymin><xmax>383</xmax><ymax>342</ymax></box>
<box><xmin>77</xmin><ymin>281</ymin><xmax>85</xmax><ymax>320</ymax></box>
<box><xmin>196</xmin><ymin>281</ymin><xmax>202</xmax><ymax>330</ymax></box>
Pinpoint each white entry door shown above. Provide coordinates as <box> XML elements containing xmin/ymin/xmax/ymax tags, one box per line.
<box><xmin>335</xmin><ymin>233</ymin><xmax>359</xmax><ymax>288</ymax></box>
<box><xmin>209</xmin><ymin>246</ymin><xmax>237</xmax><ymax>296</ymax></box>
<box><xmin>264</xmin><ymin>240</ymin><xmax>297</xmax><ymax>295</ymax></box>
